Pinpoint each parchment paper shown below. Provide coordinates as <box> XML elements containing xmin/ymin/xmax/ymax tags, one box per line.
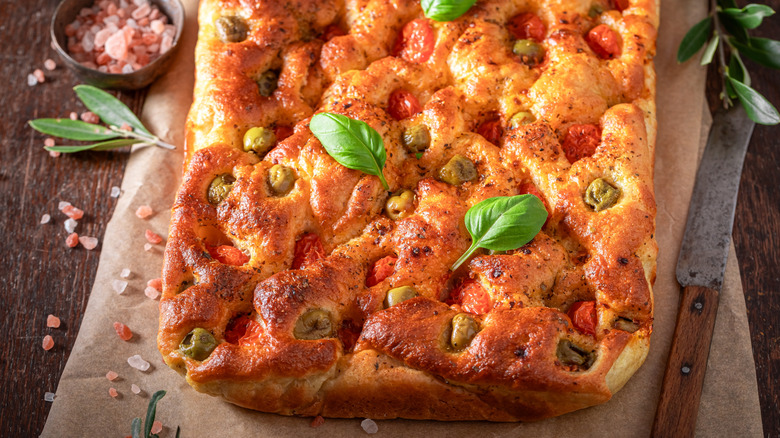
<box><xmin>41</xmin><ymin>0</ymin><xmax>763</xmax><ymax>436</ymax></box>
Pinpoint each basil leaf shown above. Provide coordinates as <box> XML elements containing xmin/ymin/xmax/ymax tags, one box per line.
<box><xmin>421</xmin><ymin>0</ymin><xmax>477</xmax><ymax>22</ymax></box>
<box><xmin>74</xmin><ymin>85</ymin><xmax>151</xmax><ymax>135</ymax></box>
<box><xmin>721</xmin><ymin>4</ymin><xmax>775</xmax><ymax>29</ymax></box>
<box><xmin>44</xmin><ymin>139</ymin><xmax>144</xmax><ymax>153</ymax></box>
<box><xmin>677</xmin><ymin>17</ymin><xmax>712</xmax><ymax>63</ymax></box>
<box><xmin>731</xmin><ymin>36</ymin><xmax>780</xmax><ymax>69</ymax></box>
<box><xmin>700</xmin><ymin>34</ymin><xmax>720</xmax><ymax>65</ymax></box>
<box><xmin>309</xmin><ymin>112</ymin><xmax>389</xmax><ymax>190</ymax></box>
<box><xmin>131</xmin><ymin>418</ymin><xmax>142</xmax><ymax>438</ymax></box>
<box><xmin>728</xmin><ymin>77</ymin><xmax>780</xmax><ymax>125</ymax></box>
<box><xmin>144</xmin><ymin>390</ymin><xmax>166</xmax><ymax>438</ymax></box>
<box><xmin>28</xmin><ymin>118</ymin><xmax>119</xmax><ymax>141</ymax></box>
<box><xmin>452</xmin><ymin>195</ymin><xmax>548</xmax><ymax>270</ymax></box>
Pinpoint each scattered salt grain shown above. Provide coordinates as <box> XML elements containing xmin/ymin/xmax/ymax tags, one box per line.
<box><xmin>27</xmin><ymin>74</ymin><xmax>37</xmax><ymax>86</ymax></box>
<box><xmin>33</xmin><ymin>69</ymin><xmax>45</xmax><ymax>83</ymax></box>
<box><xmin>112</xmin><ymin>279</ymin><xmax>128</xmax><ymax>294</ymax></box>
<box><xmin>120</xmin><ymin>123</ymin><xmax>133</xmax><ymax>131</ymax></box>
<box><xmin>120</xmin><ymin>268</ymin><xmax>131</xmax><ymax>278</ymax></box>
<box><xmin>40</xmin><ymin>214</ymin><xmax>51</xmax><ymax>224</ymax></box>
<box><xmin>42</xmin><ymin>335</ymin><xmax>54</xmax><ymax>351</ymax></box>
<box><xmin>109</xmin><ymin>387</ymin><xmax>118</xmax><ymax>398</ymax></box>
<box><xmin>361</xmin><ymin>419</ymin><xmax>378</xmax><ymax>434</ymax></box>
<box><xmin>135</xmin><ymin>205</ymin><xmax>153</xmax><ymax>219</ymax></box>
<box><xmin>44</xmin><ymin>138</ymin><xmax>55</xmax><ymax>147</ymax></box>
<box><xmin>62</xmin><ymin>205</ymin><xmax>84</xmax><ymax>220</ymax></box>
<box><xmin>110</xmin><ymin>186</ymin><xmax>121</xmax><ymax>198</ymax></box>
<box><xmin>310</xmin><ymin>416</ymin><xmax>325</xmax><ymax>428</ymax></box>
<box><xmin>58</xmin><ymin>201</ymin><xmax>71</xmax><ymax>210</ymax></box>
<box><xmin>47</xmin><ymin>314</ymin><xmax>61</xmax><ymax>328</ymax></box>
<box><xmin>80</xmin><ymin>111</ymin><xmax>100</xmax><ymax>124</ymax></box>
<box><xmin>144</xmin><ymin>229</ymin><xmax>163</xmax><ymax>244</ymax></box>
<box><xmin>106</xmin><ymin>370</ymin><xmax>119</xmax><ymax>381</ymax></box>
<box><xmin>127</xmin><ymin>354</ymin><xmax>150</xmax><ymax>371</ymax></box>
<box><xmin>150</xmin><ymin>421</ymin><xmax>163</xmax><ymax>434</ymax></box>
<box><xmin>144</xmin><ymin>286</ymin><xmax>160</xmax><ymax>300</ymax></box>
<box><xmin>49</xmin><ymin>150</ymin><xmax>61</xmax><ymax>158</ymax></box>
<box><xmin>66</xmin><ymin>233</ymin><xmax>79</xmax><ymax>248</ymax></box>
<box><xmin>131</xmin><ymin>384</ymin><xmax>141</xmax><ymax>394</ymax></box>
<box><xmin>64</xmin><ymin>218</ymin><xmax>78</xmax><ymax>233</ymax></box>
<box><xmin>147</xmin><ymin>278</ymin><xmax>162</xmax><ymax>290</ymax></box>
<box><xmin>69</xmin><ymin>112</ymin><xmax>78</xmax><ymax>121</ymax></box>
<box><xmin>79</xmin><ymin>236</ymin><xmax>99</xmax><ymax>250</ymax></box>
<box><xmin>44</xmin><ymin>59</ymin><xmax>57</xmax><ymax>71</ymax></box>
<box><xmin>113</xmin><ymin>321</ymin><xmax>133</xmax><ymax>341</ymax></box>
<box><xmin>144</xmin><ymin>243</ymin><xmax>153</xmax><ymax>251</ymax></box>
<box><xmin>44</xmin><ymin>392</ymin><xmax>56</xmax><ymax>402</ymax></box>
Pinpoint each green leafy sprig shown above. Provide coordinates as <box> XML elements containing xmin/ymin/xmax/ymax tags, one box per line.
<box><xmin>309</xmin><ymin>112</ymin><xmax>390</xmax><ymax>190</ymax></box>
<box><xmin>678</xmin><ymin>0</ymin><xmax>780</xmax><ymax>125</ymax></box>
<box><xmin>421</xmin><ymin>0</ymin><xmax>477</xmax><ymax>21</ymax></box>
<box><xmin>28</xmin><ymin>85</ymin><xmax>176</xmax><ymax>153</ymax></box>
<box><xmin>451</xmin><ymin>195</ymin><xmax>548</xmax><ymax>271</ymax></box>
<box><xmin>131</xmin><ymin>390</ymin><xmax>180</xmax><ymax>438</ymax></box>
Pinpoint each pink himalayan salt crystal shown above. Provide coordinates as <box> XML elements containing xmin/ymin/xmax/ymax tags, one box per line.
<box><xmin>44</xmin><ymin>138</ymin><xmax>55</xmax><ymax>147</ymax></box>
<box><xmin>33</xmin><ymin>69</ymin><xmax>45</xmax><ymax>83</ymax></box>
<box><xmin>49</xmin><ymin>150</ymin><xmax>62</xmax><ymax>158</ymax></box>
<box><xmin>79</xmin><ymin>236</ymin><xmax>99</xmax><ymax>250</ymax></box>
<box><xmin>112</xmin><ymin>279</ymin><xmax>128</xmax><ymax>294</ymax></box>
<box><xmin>40</xmin><ymin>214</ymin><xmax>51</xmax><ymax>224</ymax></box>
<box><xmin>120</xmin><ymin>268</ymin><xmax>131</xmax><ymax>278</ymax></box>
<box><xmin>143</xmin><ymin>243</ymin><xmax>153</xmax><ymax>251</ymax></box>
<box><xmin>109</xmin><ymin>387</ymin><xmax>118</xmax><ymax>398</ymax></box>
<box><xmin>94</xmin><ymin>27</ymin><xmax>113</xmax><ymax>48</ymax></box>
<box><xmin>127</xmin><ymin>354</ymin><xmax>150</xmax><ymax>371</ymax></box>
<box><xmin>135</xmin><ymin>205</ymin><xmax>153</xmax><ymax>219</ymax></box>
<box><xmin>27</xmin><ymin>74</ymin><xmax>37</xmax><ymax>87</ymax></box>
<box><xmin>81</xmin><ymin>111</ymin><xmax>100</xmax><ymax>124</ymax></box>
<box><xmin>105</xmin><ymin>31</ymin><xmax>128</xmax><ymax>60</ymax></box>
<box><xmin>113</xmin><ymin>321</ymin><xmax>133</xmax><ymax>341</ymax></box>
<box><xmin>131</xmin><ymin>384</ymin><xmax>141</xmax><ymax>394</ymax></box>
<box><xmin>150</xmin><ymin>19</ymin><xmax>164</xmax><ymax>34</ymax></box>
<box><xmin>47</xmin><ymin>314</ymin><xmax>61</xmax><ymax>328</ymax></box>
<box><xmin>106</xmin><ymin>370</ymin><xmax>119</xmax><ymax>381</ymax></box>
<box><xmin>62</xmin><ymin>205</ymin><xmax>84</xmax><ymax>220</ymax></box>
<box><xmin>66</xmin><ymin>233</ymin><xmax>79</xmax><ymax>248</ymax></box>
<box><xmin>64</xmin><ymin>218</ymin><xmax>78</xmax><ymax>233</ymax></box>
<box><xmin>144</xmin><ymin>286</ymin><xmax>160</xmax><ymax>300</ymax></box>
<box><xmin>145</xmin><ymin>229</ymin><xmax>162</xmax><ymax>244</ymax></box>
<box><xmin>310</xmin><ymin>416</ymin><xmax>325</xmax><ymax>428</ymax></box>
<box><xmin>44</xmin><ymin>392</ymin><xmax>56</xmax><ymax>402</ymax></box>
<box><xmin>160</xmin><ymin>34</ymin><xmax>173</xmax><ymax>54</ymax></box>
<box><xmin>147</xmin><ymin>278</ymin><xmax>162</xmax><ymax>290</ymax></box>
<box><xmin>361</xmin><ymin>419</ymin><xmax>378</xmax><ymax>434</ymax></box>
<box><xmin>58</xmin><ymin>201</ymin><xmax>71</xmax><ymax>210</ymax></box>
<box><xmin>120</xmin><ymin>123</ymin><xmax>132</xmax><ymax>131</ymax></box>
<box><xmin>69</xmin><ymin>112</ymin><xmax>78</xmax><ymax>120</ymax></box>
<box><xmin>150</xmin><ymin>421</ymin><xmax>163</xmax><ymax>434</ymax></box>
<box><xmin>44</xmin><ymin>59</ymin><xmax>57</xmax><ymax>71</ymax></box>
<box><xmin>42</xmin><ymin>335</ymin><xmax>54</xmax><ymax>351</ymax></box>
<box><xmin>131</xmin><ymin>2</ymin><xmax>151</xmax><ymax>19</ymax></box>
<box><xmin>110</xmin><ymin>186</ymin><xmax>121</xmax><ymax>198</ymax></box>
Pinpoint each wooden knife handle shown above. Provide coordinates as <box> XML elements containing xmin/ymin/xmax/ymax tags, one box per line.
<box><xmin>652</xmin><ymin>285</ymin><xmax>720</xmax><ymax>437</ymax></box>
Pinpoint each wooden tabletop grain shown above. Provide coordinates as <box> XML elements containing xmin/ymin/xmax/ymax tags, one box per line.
<box><xmin>1</xmin><ymin>1</ymin><xmax>777</xmax><ymax>436</ymax></box>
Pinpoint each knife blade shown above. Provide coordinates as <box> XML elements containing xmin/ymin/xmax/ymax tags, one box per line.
<box><xmin>652</xmin><ymin>105</ymin><xmax>755</xmax><ymax>437</ymax></box>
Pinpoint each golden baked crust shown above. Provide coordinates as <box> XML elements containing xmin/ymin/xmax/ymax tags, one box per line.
<box><xmin>159</xmin><ymin>0</ymin><xmax>658</xmax><ymax>421</ymax></box>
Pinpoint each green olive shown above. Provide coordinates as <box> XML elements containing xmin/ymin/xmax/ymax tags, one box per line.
<box><xmin>384</xmin><ymin>286</ymin><xmax>417</xmax><ymax>308</ymax></box>
<box><xmin>385</xmin><ymin>190</ymin><xmax>415</xmax><ymax>220</ymax></box>
<box><xmin>180</xmin><ymin>328</ymin><xmax>217</xmax><ymax>361</ymax></box>
<box><xmin>439</xmin><ymin>154</ymin><xmax>477</xmax><ymax>186</ymax></box>
<box><xmin>509</xmin><ymin>111</ymin><xmax>536</xmax><ymax>129</ymax></box>
<box><xmin>450</xmin><ymin>313</ymin><xmax>479</xmax><ymax>351</ymax></box>
<box><xmin>402</xmin><ymin>125</ymin><xmax>431</xmax><ymax>154</ymax></box>
<box><xmin>512</xmin><ymin>39</ymin><xmax>545</xmax><ymax>66</ymax></box>
<box><xmin>614</xmin><ymin>317</ymin><xmax>639</xmax><ymax>333</ymax></box>
<box><xmin>243</xmin><ymin>127</ymin><xmax>276</xmax><ymax>155</ymax></box>
<box><xmin>588</xmin><ymin>3</ymin><xmax>605</xmax><ymax>18</ymax></box>
<box><xmin>256</xmin><ymin>70</ymin><xmax>279</xmax><ymax>97</ymax></box>
<box><xmin>294</xmin><ymin>309</ymin><xmax>333</xmax><ymax>340</ymax></box>
<box><xmin>584</xmin><ymin>178</ymin><xmax>621</xmax><ymax>212</ymax></box>
<box><xmin>215</xmin><ymin>16</ymin><xmax>248</xmax><ymax>43</ymax></box>
<box><xmin>207</xmin><ymin>173</ymin><xmax>236</xmax><ymax>205</ymax></box>
<box><xmin>268</xmin><ymin>164</ymin><xmax>296</xmax><ymax>196</ymax></box>
<box><xmin>556</xmin><ymin>340</ymin><xmax>595</xmax><ymax>369</ymax></box>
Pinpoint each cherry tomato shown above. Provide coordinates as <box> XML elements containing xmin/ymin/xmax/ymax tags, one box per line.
<box><xmin>561</xmin><ymin>124</ymin><xmax>600</xmax><ymax>163</ymax></box>
<box><xmin>274</xmin><ymin>125</ymin><xmax>294</xmax><ymax>141</ymax></box>
<box><xmin>568</xmin><ymin>301</ymin><xmax>597</xmax><ymax>335</ymax></box>
<box><xmin>387</xmin><ymin>89</ymin><xmax>422</xmax><ymax>120</ymax></box>
<box><xmin>292</xmin><ymin>233</ymin><xmax>325</xmax><ymax>269</ymax></box>
<box><xmin>447</xmin><ymin>280</ymin><xmax>492</xmax><ymax>315</ymax></box>
<box><xmin>366</xmin><ymin>256</ymin><xmax>398</xmax><ymax>287</ymax></box>
<box><xmin>612</xmin><ymin>0</ymin><xmax>630</xmax><ymax>12</ymax></box>
<box><xmin>586</xmin><ymin>24</ymin><xmax>620</xmax><ymax>59</ymax></box>
<box><xmin>208</xmin><ymin>245</ymin><xmax>250</xmax><ymax>266</ymax></box>
<box><xmin>322</xmin><ymin>24</ymin><xmax>345</xmax><ymax>41</ymax></box>
<box><xmin>507</xmin><ymin>12</ymin><xmax>546</xmax><ymax>42</ymax></box>
<box><xmin>337</xmin><ymin>320</ymin><xmax>361</xmax><ymax>351</ymax></box>
<box><xmin>477</xmin><ymin>118</ymin><xmax>503</xmax><ymax>145</ymax></box>
<box><xmin>224</xmin><ymin>316</ymin><xmax>263</xmax><ymax>346</ymax></box>
<box><xmin>392</xmin><ymin>19</ymin><xmax>435</xmax><ymax>64</ymax></box>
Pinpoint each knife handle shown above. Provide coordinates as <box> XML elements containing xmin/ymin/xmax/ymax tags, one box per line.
<box><xmin>652</xmin><ymin>285</ymin><xmax>719</xmax><ymax>438</ymax></box>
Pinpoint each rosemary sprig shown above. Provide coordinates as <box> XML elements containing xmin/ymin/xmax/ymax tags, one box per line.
<box><xmin>131</xmin><ymin>390</ymin><xmax>180</xmax><ymax>438</ymax></box>
<box><xmin>28</xmin><ymin>85</ymin><xmax>176</xmax><ymax>153</ymax></box>
<box><xmin>678</xmin><ymin>0</ymin><xmax>780</xmax><ymax>125</ymax></box>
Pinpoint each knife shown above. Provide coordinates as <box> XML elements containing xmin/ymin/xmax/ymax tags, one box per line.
<box><xmin>651</xmin><ymin>105</ymin><xmax>755</xmax><ymax>437</ymax></box>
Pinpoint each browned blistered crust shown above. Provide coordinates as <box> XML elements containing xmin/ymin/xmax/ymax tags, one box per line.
<box><xmin>159</xmin><ymin>0</ymin><xmax>659</xmax><ymax>421</ymax></box>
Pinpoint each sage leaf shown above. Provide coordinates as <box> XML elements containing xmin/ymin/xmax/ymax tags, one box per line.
<box><xmin>452</xmin><ymin>194</ymin><xmax>548</xmax><ymax>271</ymax></box>
<box><xmin>701</xmin><ymin>34</ymin><xmax>720</xmax><ymax>65</ymax></box>
<box><xmin>677</xmin><ymin>17</ymin><xmax>712</xmax><ymax>63</ymax></box>
<box><xmin>44</xmin><ymin>138</ymin><xmax>144</xmax><ymax>153</ymax></box>
<box><xmin>28</xmin><ymin>118</ymin><xmax>119</xmax><ymax>141</ymax></box>
<box><xmin>721</xmin><ymin>4</ymin><xmax>775</xmax><ymax>29</ymax></box>
<box><xmin>728</xmin><ymin>77</ymin><xmax>780</xmax><ymax>125</ymax></box>
<box><xmin>309</xmin><ymin>112</ymin><xmax>389</xmax><ymax>190</ymax></box>
<box><xmin>144</xmin><ymin>390</ymin><xmax>166</xmax><ymax>438</ymax></box>
<box><xmin>74</xmin><ymin>85</ymin><xmax>150</xmax><ymax>135</ymax></box>
<box><xmin>421</xmin><ymin>0</ymin><xmax>477</xmax><ymax>22</ymax></box>
<box><xmin>731</xmin><ymin>36</ymin><xmax>780</xmax><ymax>69</ymax></box>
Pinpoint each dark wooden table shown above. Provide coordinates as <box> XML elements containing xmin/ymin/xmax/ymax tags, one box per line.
<box><xmin>1</xmin><ymin>1</ymin><xmax>777</xmax><ymax>436</ymax></box>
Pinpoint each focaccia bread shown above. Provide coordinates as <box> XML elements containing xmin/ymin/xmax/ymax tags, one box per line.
<box><xmin>159</xmin><ymin>0</ymin><xmax>658</xmax><ymax>421</ymax></box>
